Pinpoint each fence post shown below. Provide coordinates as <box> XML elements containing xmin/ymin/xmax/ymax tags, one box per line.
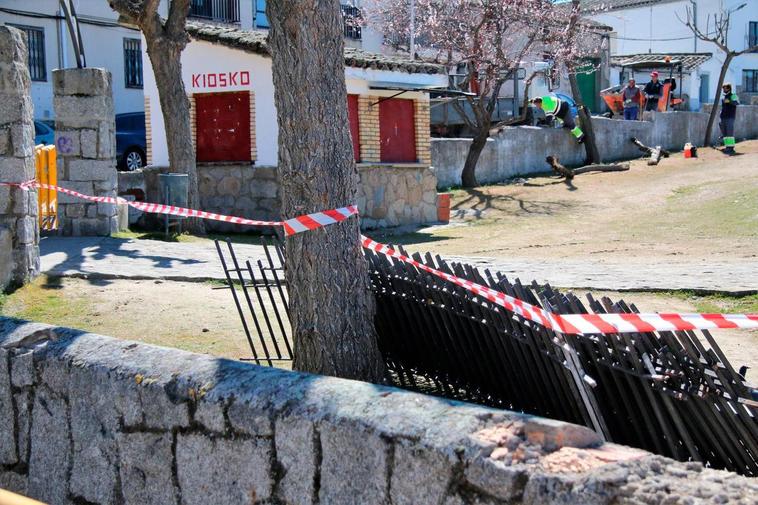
<box><xmin>0</xmin><ymin>26</ymin><xmax>40</xmax><ymax>291</ymax></box>
<box><xmin>53</xmin><ymin>68</ymin><xmax>118</xmax><ymax>236</ymax></box>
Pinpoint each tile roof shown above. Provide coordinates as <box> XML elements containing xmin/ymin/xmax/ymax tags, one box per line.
<box><xmin>579</xmin><ymin>0</ymin><xmax>674</xmax><ymax>12</ymax></box>
<box><xmin>186</xmin><ymin>22</ymin><xmax>446</xmax><ymax>75</ymax></box>
<box><xmin>610</xmin><ymin>53</ymin><xmax>713</xmax><ymax>71</ymax></box>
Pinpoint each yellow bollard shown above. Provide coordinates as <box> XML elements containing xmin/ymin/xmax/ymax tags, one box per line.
<box><xmin>0</xmin><ymin>488</ymin><xmax>47</xmax><ymax>505</ymax></box>
<box><xmin>44</xmin><ymin>145</ymin><xmax>57</xmax><ymax>230</ymax></box>
<box><xmin>34</xmin><ymin>144</ymin><xmax>58</xmax><ymax>231</ymax></box>
<box><xmin>34</xmin><ymin>145</ymin><xmax>46</xmax><ymax>228</ymax></box>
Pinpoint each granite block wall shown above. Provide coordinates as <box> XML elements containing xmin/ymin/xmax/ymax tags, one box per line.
<box><xmin>0</xmin><ymin>26</ymin><xmax>39</xmax><ymax>291</ymax></box>
<box><xmin>1</xmin><ymin>317</ymin><xmax>757</xmax><ymax>504</ymax></box>
<box><xmin>53</xmin><ymin>68</ymin><xmax>118</xmax><ymax>236</ymax></box>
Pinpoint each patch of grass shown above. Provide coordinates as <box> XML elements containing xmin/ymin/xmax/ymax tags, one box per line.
<box><xmin>0</xmin><ymin>276</ymin><xmax>91</xmax><ymax>326</ymax></box>
<box><xmin>663</xmin><ymin>291</ymin><xmax>758</xmax><ymax>315</ymax></box>
<box><xmin>111</xmin><ymin>229</ymin><xmax>272</xmax><ymax>246</ymax></box>
<box><xmin>668</xmin><ymin>184</ymin><xmax>701</xmax><ymax>199</ymax></box>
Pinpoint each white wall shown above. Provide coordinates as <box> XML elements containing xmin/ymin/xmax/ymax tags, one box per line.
<box><xmin>591</xmin><ymin>0</ymin><xmax>758</xmax><ymax>110</ymax></box>
<box><xmin>0</xmin><ymin>0</ymin><xmax>145</xmax><ymax>118</ymax></box>
<box><xmin>144</xmin><ymin>39</ymin><xmax>446</xmax><ymax>166</ymax></box>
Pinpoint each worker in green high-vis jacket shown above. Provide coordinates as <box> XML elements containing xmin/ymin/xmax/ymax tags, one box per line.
<box><xmin>532</xmin><ymin>95</ymin><xmax>585</xmax><ymax>144</ymax></box>
<box><xmin>719</xmin><ymin>83</ymin><xmax>739</xmax><ymax>154</ymax></box>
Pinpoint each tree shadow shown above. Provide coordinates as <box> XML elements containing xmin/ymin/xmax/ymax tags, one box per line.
<box><xmin>451</xmin><ymin>186</ymin><xmax>575</xmax><ymax>218</ymax></box>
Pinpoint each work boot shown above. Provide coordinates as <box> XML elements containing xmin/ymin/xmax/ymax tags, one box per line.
<box><xmin>723</xmin><ymin>146</ymin><xmax>736</xmax><ymax>155</ymax></box>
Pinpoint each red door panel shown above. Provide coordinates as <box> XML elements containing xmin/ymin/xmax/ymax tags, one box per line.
<box><xmin>348</xmin><ymin>94</ymin><xmax>360</xmax><ymax>162</ymax></box>
<box><xmin>195</xmin><ymin>91</ymin><xmax>251</xmax><ymax>163</ymax></box>
<box><xmin>379</xmin><ymin>98</ymin><xmax>417</xmax><ymax>163</ymax></box>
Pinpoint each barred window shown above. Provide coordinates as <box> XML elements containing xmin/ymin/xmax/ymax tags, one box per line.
<box><xmin>749</xmin><ymin>21</ymin><xmax>757</xmax><ymax>49</ymax></box>
<box><xmin>744</xmin><ymin>70</ymin><xmax>758</xmax><ymax>93</ymax></box>
<box><xmin>11</xmin><ymin>25</ymin><xmax>46</xmax><ymax>81</ymax></box>
<box><xmin>124</xmin><ymin>38</ymin><xmax>143</xmax><ymax>89</ymax></box>
<box><xmin>341</xmin><ymin>5</ymin><xmax>362</xmax><ymax>40</ymax></box>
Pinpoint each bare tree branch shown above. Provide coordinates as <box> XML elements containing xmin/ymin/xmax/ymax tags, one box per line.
<box><xmin>166</xmin><ymin>0</ymin><xmax>191</xmax><ymax>39</ymax></box>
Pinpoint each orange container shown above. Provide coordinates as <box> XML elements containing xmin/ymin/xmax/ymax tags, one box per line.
<box><xmin>437</xmin><ymin>193</ymin><xmax>451</xmax><ymax>222</ymax></box>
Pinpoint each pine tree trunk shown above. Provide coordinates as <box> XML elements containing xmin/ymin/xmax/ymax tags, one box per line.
<box><xmin>142</xmin><ymin>29</ymin><xmax>204</xmax><ymax>233</ymax></box>
<box><xmin>461</xmin><ymin>131</ymin><xmax>488</xmax><ymax>188</ymax></box>
<box><xmin>568</xmin><ymin>70</ymin><xmax>601</xmax><ymax>165</ymax></box>
<box><xmin>266</xmin><ymin>0</ymin><xmax>385</xmax><ymax>382</ymax></box>
<box><xmin>704</xmin><ymin>53</ymin><xmax>733</xmax><ymax>147</ymax></box>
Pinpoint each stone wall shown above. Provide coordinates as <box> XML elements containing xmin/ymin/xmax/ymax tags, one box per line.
<box><xmin>118</xmin><ymin>163</ymin><xmax>439</xmax><ymax>231</ymax></box>
<box><xmin>53</xmin><ymin>68</ymin><xmax>118</xmax><ymax>236</ymax></box>
<box><xmin>357</xmin><ymin>164</ymin><xmax>438</xmax><ymax>228</ymax></box>
<box><xmin>0</xmin><ymin>26</ymin><xmax>39</xmax><ymax>292</ymax></box>
<box><xmin>432</xmin><ymin>107</ymin><xmax>758</xmax><ymax>188</ymax></box>
<box><xmin>1</xmin><ymin>317</ymin><xmax>757</xmax><ymax>505</ymax></box>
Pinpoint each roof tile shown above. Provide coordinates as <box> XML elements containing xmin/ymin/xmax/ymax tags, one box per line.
<box><xmin>186</xmin><ymin>22</ymin><xmax>445</xmax><ymax>75</ymax></box>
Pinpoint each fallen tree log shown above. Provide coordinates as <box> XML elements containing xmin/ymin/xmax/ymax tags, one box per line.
<box><xmin>545</xmin><ymin>156</ymin><xmax>574</xmax><ymax>179</ymax></box>
<box><xmin>546</xmin><ymin>156</ymin><xmax>630</xmax><ymax>178</ymax></box>
<box><xmin>573</xmin><ymin>162</ymin><xmax>631</xmax><ymax>174</ymax></box>
<box><xmin>647</xmin><ymin>146</ymin><xmax>664</xmax><ymax>166</ymax></box>
<box><xmin>630</xmin><ymin>137</ymin><xmax>670</xmax><ymax>165</ymax></box>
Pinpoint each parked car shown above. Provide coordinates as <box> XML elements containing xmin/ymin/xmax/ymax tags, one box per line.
<box><xmin>116</xmin><ymin>112</ymin><xmax>147</xmax><ymax>171</ymax></box>
<box><xmin>34</xmin><ymin>120</ymin><xmax>55</xmax><ymax>146</ymax></box>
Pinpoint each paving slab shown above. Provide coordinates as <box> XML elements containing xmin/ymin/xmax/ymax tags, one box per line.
<box><xmin>445</xmin><ymin>255</ymin><xmax>758</xmax><ymax>295</ymax></box>
<box><xmin>40</xmin><ymin>236</ymin><xmax>268</xmax><ymax>282</ymax></box>
<box><xmin>39</xmin><ymin>237</ymin><xmax>756</xmax><ymax>294</ymax></box>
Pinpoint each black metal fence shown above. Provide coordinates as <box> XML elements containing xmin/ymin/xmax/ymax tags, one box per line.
<box><xmin>216</xmin><ymin>239</ymin><xmax>758</xmax><ymax>476</ymax></box>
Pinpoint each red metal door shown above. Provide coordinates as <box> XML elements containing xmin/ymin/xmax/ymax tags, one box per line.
<box><xmin>379</xmin><ymin>98</ymin><xmax>417</xmax><ymax>163</ymax></box>
<box><xmin>348</xmin><ymin>94</ymin><xmax>360</xmax><ymax>162</ymax></box>
<box><xmin>195</xmin><ymin>91</ymin><xmax>251</xmax><ymax>162</ymax></box>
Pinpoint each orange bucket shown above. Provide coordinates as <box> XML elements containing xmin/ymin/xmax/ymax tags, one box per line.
<box><xmin>437</xmin><ymin>193</ymin><xmax>451</xmax><ymax>222</ymax></box>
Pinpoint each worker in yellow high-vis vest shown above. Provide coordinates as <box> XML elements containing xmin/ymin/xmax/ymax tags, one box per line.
<box><xmin>532</xmin><ymin>95</ymin><xmax>585</xmax><ymax>144</ymax></box>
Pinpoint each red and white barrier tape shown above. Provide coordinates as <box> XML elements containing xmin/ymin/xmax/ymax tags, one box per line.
<box><xmin>3</xmin><ymin>181</ymin><xmax>357</xmax><ymax>236</ymax></box>
<box><xmin>360</xmin><ymin>236</ymin><xmax>758</xmax><ymax>335</ymax></box>
<box><xmin>4</xmin><ymin>179</ymin><xmax>757</xmax><ymax>335</ymax></box>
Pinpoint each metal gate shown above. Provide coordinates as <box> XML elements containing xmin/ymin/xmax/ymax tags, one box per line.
<box><xmin>216</xmin><ymin>239</ymin><xmax>758</xmax><ymax>476</ymax></box>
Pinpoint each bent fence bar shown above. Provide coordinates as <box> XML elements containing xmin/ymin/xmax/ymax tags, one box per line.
<box><xmin>216</xmin><ymin>239</ymin><xmax>758</xmax><ymax>476</ymax></box>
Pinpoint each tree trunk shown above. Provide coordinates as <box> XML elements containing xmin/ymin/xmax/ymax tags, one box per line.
<box><xmin>703</xmin><ymin>53</ymin><xmax>733</xmax><ymax>148</ymax></box>
<box><xmin>461</xmin><ymin>130</ymin><xmax>488</xmax><ymax>188</ymax></box>
<box><xmin>266</xmin><ymin>0</ymin><xmax>385</xmax><ymax>382</ymax></box>
<box><xmin>568</xmin><ymin>70</ymin><xmax>601</xmax><ymax>165</ymax></box>
<box><xmin>143</xmin><ymin>36</ymin><xmax>204</xmax><ymax>234</ymax></box>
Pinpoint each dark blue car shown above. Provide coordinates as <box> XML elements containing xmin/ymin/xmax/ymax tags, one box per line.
<box><xmin>116</xmin><ymin>112</ymin><xmax>147</xmax><ymax>171</ymax></box>
<box><xmin>34</xmin><ymin>120</ymin><xmax>55</xmax><ymax>146</ymax></box>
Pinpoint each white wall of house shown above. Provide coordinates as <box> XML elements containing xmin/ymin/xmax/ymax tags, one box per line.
<box><xmin>143</xmin><ymin>38</ymin><xmax>446</xmax><ymax>166</ymax></box>
<box><xmin>590</xmin><ymin>0</ymin><xmax>758</xmax><ymax>110</ymax></box>
<box><xmin>0</xmin><ymin>0</ymin><xmax>145</xmax><ymax>119</ymax></box>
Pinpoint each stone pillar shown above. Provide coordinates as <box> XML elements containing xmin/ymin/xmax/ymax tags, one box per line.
<box><xmin>0</xmin><ymin>26</ymin><xmax>39</xmax><ymax>291</ymax></box>
<box><xmin>53</xmin><ymin>68</ymin><xmax>118</xmax><ymax>236</ymax></box>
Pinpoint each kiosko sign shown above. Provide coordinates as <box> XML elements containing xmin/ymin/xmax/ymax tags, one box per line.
<box><xmin>191</xmin><ymin>71</ymin><xmax>251</xmax><ymax>89</ymax></box>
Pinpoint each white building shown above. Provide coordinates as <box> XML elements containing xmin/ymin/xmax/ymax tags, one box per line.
<box><xmin>0</xmin><ymin>0</ymin><xmax>145</xmax><ymax>119</ymax></box>
<box><xmin>0</xmin><ymin>0</ymin><xmax>379</xmax><ymax>121</ymax></box>
<box><xmin>144</xmin><ymin>22</ymin><xmax>447</xmax><ymax>167</ymax></box>
<box><xmin>584</xmin><ymin>0</ymin><xmax>758</xmax><ymax>110</ymax></box>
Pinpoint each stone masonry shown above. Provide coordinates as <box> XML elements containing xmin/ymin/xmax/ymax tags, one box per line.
<box><xmin>0</xmin><ymin>26</ymin><xmax>39</xmax><ymax>291</ymax></box>
<box><xmin>1</xmin><ymin>317</ymin><xmax>757</xmax><ymax>504</ymax></box>
<box><xmin>118</xmin><ymin>162</ymin><xmax>439</xmax><ymax>232</ymax></box>
<box><xmin>53</xmin><ymin>68</ymin><xmax>118</xmax><ymax>236</ymax></box>
<box><xmin>357</xmin><ymin>164</ymin><xmax>437</xmax><ymax>228</ymax></box>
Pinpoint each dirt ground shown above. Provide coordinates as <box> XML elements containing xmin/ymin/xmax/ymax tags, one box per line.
<box><xmin>375</xmin><ymin>142</ymin><xmax>758</xmax><ymax>264</ymax></box>
<box><xmin>2</xmin><ymin>143</ymin><xmax>756</xmax><ymax>383</ymax></box>
<box><xmin>2</xmin><ymin>276</ymin><xmax>756</xmax><ymax>382</ymax></box>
